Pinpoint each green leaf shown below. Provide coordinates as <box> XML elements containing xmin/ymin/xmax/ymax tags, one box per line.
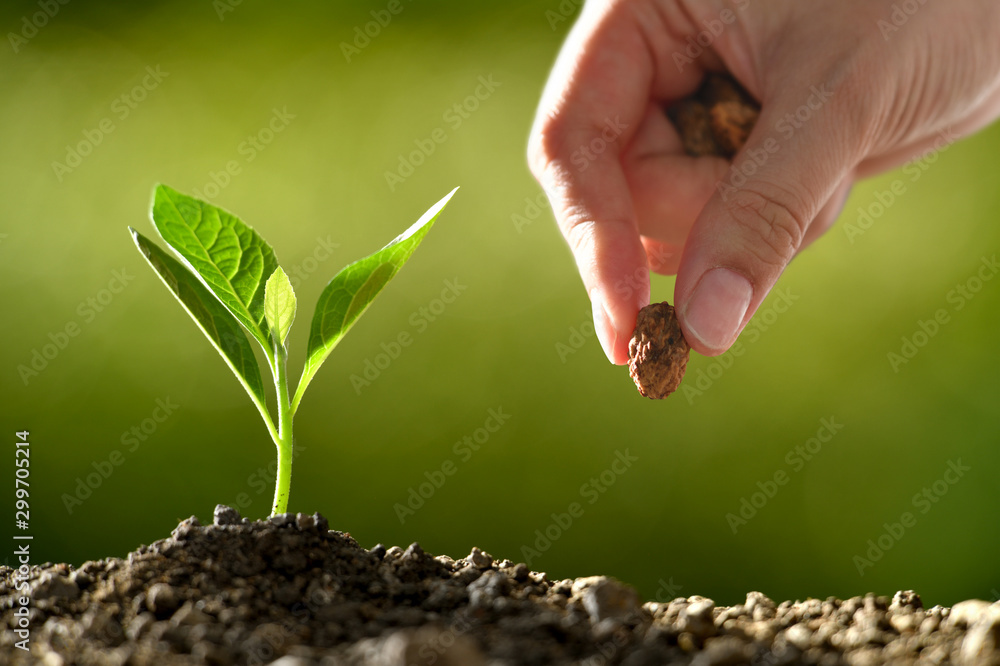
<box><xmin>264</xmin><ymin>267</ymin><xmax>297</xmax><ymax>348</ymax></box>
<box><xmin>130</xmin><ymin>227</ymin><xmax>268</xmax><ymax>413</ymax></box>
<box><xmin>291</xmin><ymin>188</ymin><xmax>458</xmax><ymax>413</ymax></box>
<box><xmin>150</xmin><ymin>184</ymin><xmax>279</xmax><ymax>359</ymax></box>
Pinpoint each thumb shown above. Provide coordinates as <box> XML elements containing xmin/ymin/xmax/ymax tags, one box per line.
<box><xmin>675</xmin><ymin>80</ymin><xmax>861</xmax><ymax>356</ymax></box>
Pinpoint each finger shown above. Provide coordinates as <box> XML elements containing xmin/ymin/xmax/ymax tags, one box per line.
<box><xmin>641</xmin><ymin>237</ymin><xmax>682</xmax><ymax>275</ymax></box>
<box><xmin>803</xmin><ymin>178</ymin><xmax>853</xmax><ymax>248</ymax></box>
<box><xmin>623</xmin><ymin>103</ymin><xmax>731</xmax><ymax>251</ymax></box>
<box><xmin>638</xmin><ymin>141</ymin><xmax>849</xmax><ymax>275</ymax></box>
<box><xmin>675</xmin><ymin>80</ymin><xmax>868</xmax><ymax>356</ymax></box>
<box><xmin>528</xmin><ymin>5</ymin><xmax>704</xmax><ymax>364</ymax></box>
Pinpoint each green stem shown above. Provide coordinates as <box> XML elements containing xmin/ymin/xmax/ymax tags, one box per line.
<box><xmin>270</xmin><ymin>343</ymin><xmax>294</xmax><ymax>516</ymax></box>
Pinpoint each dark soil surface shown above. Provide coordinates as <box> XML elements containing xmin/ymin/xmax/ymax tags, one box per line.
<box><xmin>2</xmin><ymin>506</ymin><xmax>999</xmax><ymax>665</ymax></box>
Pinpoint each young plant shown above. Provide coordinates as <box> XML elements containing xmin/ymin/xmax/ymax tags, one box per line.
<box><xmin>129</xmin><ymin>184</ymin><xmax>457</xmax><ymax>516</ymax></box>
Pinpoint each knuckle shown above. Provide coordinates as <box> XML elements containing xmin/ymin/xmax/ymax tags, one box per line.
<box><xmin>560</xmin><ymin>199</ymin><xmax>604</xmax><ymax>256</ymax></box>
<box><xmin>527</xmin><ymin>114</ymin><xmax>575</xmax><ymax>181</ymax></box>
<box><xmin>528</xmin><ymin>113</ymin><xmax>621</xmax><ymax>180</ymax></box>
<box><xmin>565</xmin><ymin>218</ymin><xmax>598</xmax><ymax>266</ymax></box>
<box><xmin>526</xmin><ymin>129</ymin><xmax>552</xmax><ymax>180</ymax></box>
<box><xmin>562</xmin><ymin>209</ymin><xmax>635</xmax><ymax>279</ymax></box>
<box><xmin>723</xmin><ymin>184</ymin><xmax>809</xmax><ymax>269</ymax></box>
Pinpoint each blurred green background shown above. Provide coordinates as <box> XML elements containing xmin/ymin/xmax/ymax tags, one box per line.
<box><xmin>2</xmin><ymin>0</ymin><xmax>999</xmax><ymax>608</ymax></box>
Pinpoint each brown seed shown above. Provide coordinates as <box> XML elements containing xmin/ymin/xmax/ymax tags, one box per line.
<box><xmin>666</xmin><ymin>99</ymin><xmax>723</xmax><ymax>158</ymax></box>
<box><xmin>710</xmin><ymin>101</ymin><xmax>760</xmax><ymax>157</ymax></box>
<box><xmin>700</xmin><ymin>72</ymin><xmax>750</xmax><ymax>107</ymax></box>
<box><xmin>666</xmin><ymin>72</ymin><xmax>760</xmax><ymax>158</ymax></box>
<box><xmin>628</xmin><ymin>302</ymin><xmax>691</xmax><ymax>399</ymax></box>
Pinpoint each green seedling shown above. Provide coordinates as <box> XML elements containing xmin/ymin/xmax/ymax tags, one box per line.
<box><xmin>129</xmin><ymin>184</ymin><xmax>457</xmax><ymax>516</ymax></box>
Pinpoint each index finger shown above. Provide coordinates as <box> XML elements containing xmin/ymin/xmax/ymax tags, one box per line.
<box><xmin>527</xmin><ymin>1</ymin><xmax>703</xmax><ymax>364</ymax></box>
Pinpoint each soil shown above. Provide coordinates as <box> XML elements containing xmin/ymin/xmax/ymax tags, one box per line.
<box><xmin>2</xmin><ymin>505</ymin><xmax>999</xmax><ymax>665</ymax></box>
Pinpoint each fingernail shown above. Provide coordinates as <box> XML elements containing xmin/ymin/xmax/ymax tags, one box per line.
<box><xmin>681</xmin><ymin>268</ymin><xmax>753</xmax><ymax>352</ymax></box>
<box><xmin>590</xmin><ymin>289</ymin><xmax>617</xmax><ymax>364</ymax></box>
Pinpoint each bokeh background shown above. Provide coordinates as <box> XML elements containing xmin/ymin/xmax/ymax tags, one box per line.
<box><xmin>3</xmin><ymin>0</ymin><xmax>999</xmax><ymax>608</ymax></box>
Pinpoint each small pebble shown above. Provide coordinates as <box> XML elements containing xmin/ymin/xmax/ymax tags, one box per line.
<box><xmin>573</xmin><ymin>576</ymin><xmax>641</xmax><ymax>624</ymax></box>
<box><xmin>680</xmin><ymin>597</ymin><xmax>717</xmax><ymax>639</ymax></box>
<box><xmin>269</xmin><ymin>513</ymin><xmax>295</xmax><ymax>527</ymax></box>
<box><xmin>890</xmin><ymin>590</ymin><xmax>923</xmax><ymax>612</ymax></box>
<box><xmin>32</xmin><ymin>573</ymin><xmax>80</xmax><ymax>601</ymax></box>
<box><xmin>784</xmin><ymin>623</ymin><xmax>812</xmax><ymax>650</ymax></box>
<box><xmin>468</xmin><ymin>547</ymin><xmax>493</xmax><ymax>570</ymax></box>
<box><xmin>213</xmin><ymin>504</ymin><xmax>240</xmax><ymax>526</ymax></box>
<box><xmin>296</xmin><ymin>513</ymin><xmax>314</xmax><ymax>530</ymax></box>
<box><xmin>266</xmin><ymin>657</ymin><xmax>312</xmax><ymax>666</ymax></box>
<box><xmin>171</xmin><ymin>601</ymin><xmax>212</xmax><ymax>626</ymax></box>
<box><xmin>403</xmin><ymin>542</ymin><xmax>425</xmax><ymax>561</ymax></box>
<box><xmin>146</xmin><ymin>583</ymin><xmax>179</xmax><ymax>616</ymax></box>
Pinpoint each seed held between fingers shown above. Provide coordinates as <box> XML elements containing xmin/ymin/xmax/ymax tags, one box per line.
<box><xmin>628</xmin><ymin>301</ymin><xmax>690</xmax><ymax>399</ymax></box>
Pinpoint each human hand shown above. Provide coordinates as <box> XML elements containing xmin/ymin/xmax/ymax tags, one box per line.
<box><xmin>528</xmin><ymin>0</ymin><xmax>1000</xmax><ymax>363</ymax></box>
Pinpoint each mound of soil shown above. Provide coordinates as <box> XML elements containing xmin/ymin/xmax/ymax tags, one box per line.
<box><xmin>2</xmin><ymin>506</ymin><xmax>999</xmax><ymax>665</ymax></box>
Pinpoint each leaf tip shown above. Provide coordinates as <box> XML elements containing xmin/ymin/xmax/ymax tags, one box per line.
<box><xmin>264</xmin><ymin>266</ymin><xmax>297</xmax><ymax>347</ymax></box>
<box><xmin>151</xmin><ymin>183</ymin><xmax>183</xmax><ymax>211</ymax></box>
<box><xmin>129</xmin><ymin>227</ymin><xmax>153</xmax><ymax>261</ymax></box>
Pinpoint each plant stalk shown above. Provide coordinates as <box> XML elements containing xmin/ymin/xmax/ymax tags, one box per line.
<box><xmin>270</xmin><ymin>344</ymin><xmax>294</xmax><ymax>517</ymax></box>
